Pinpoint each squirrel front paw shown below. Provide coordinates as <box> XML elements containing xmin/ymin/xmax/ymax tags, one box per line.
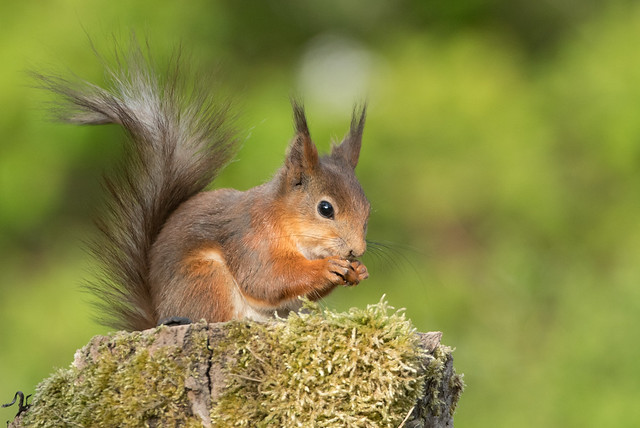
<box><xmin>324</xmin><ymin>257</ymin><xmax>369</xmax><ymax>286</ymax></box>
<box><xmin>344</xmin><ymin>260</ymin><xmax>369</xmax><ymax>286</ymax></box>
<box><xmin>324</xmin><ymin>257</ymin><xmax>352</xmax><ymax>285</ymax></box>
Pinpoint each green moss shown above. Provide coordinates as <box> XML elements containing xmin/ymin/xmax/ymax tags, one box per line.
<box><xmin>211</xmin><ymin>298</ymin><xmax>428</xmax><ymax>428</ymax></box>
<box><xmin>22</xmin><ymin>325</ymin><xmax>208</xmax><ymax>427</ymax></box>
<box><xmin>18</xmin><ymin>298</ymin><xmax>458</xmax><ymax>427</ymax></box>
<box><xmin>448</xmin><ymin>372</ymin><xmax>465</xmax><ymax>417</ymax></box>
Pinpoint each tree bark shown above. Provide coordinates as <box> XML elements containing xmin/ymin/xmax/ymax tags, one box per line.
<box><xmin>10</xmin><ymin>320</ymin><xmax>463</xmax><ymax>427</ymax></box>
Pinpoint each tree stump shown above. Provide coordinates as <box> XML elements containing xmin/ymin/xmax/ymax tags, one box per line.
<box><xmin>9</xmin><ymin>301</ymin><xmax>463</xmax><ymax>427</ymax></box>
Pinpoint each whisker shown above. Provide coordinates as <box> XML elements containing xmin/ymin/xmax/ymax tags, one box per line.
<box><xmin>365</xmin><ymin>243</ymin><xmax>403</xmax><ymax>272</ymax></box>
<box><xmin>364</xmin><ymin>239</ymin><xmax>425</xmax><ymax>283</ymax></box>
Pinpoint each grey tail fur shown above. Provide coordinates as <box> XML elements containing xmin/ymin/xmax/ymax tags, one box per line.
<box><xmin>35</xmin><ymin>43</ymin><xmax>238</xmax><ymax>331</ymax></box>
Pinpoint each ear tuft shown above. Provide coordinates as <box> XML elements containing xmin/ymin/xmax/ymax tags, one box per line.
<box><xmin>291</xmin><ymin>98</ymin><xmax>310</xmax><ymax>138</ymax></box>
<box><xmin>332</xmin><ymin>103</ymin><xmax>367</xmax><ymax>169</ymax></box>
<box><xmin>284</xmin><ymin>99</ymin><xmax>319</xmax><ymax>186</ymax></box>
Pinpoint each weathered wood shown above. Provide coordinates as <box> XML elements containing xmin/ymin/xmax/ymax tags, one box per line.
<box><xmin>10</xmin><ymin>312</ymin><xmax>463</xmax><ymax>427</ymax></box>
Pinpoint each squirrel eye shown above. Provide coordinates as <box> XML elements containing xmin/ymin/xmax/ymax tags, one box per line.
<box><xmin>317</xmin><ymin>200</ymin><xmax>334</xmax><ymax>219</ymax></box>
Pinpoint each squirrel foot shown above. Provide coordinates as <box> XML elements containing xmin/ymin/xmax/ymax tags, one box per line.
<box><xmin>157</xmin><ymin>316</ymin><xmax>193</xmax><ymax>327</ymax></box>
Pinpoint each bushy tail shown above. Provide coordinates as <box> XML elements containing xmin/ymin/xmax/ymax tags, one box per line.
<box><xmin>37</xmin><ymin>44</ymin><xmax>238</xmax><ymax>330</ymax></box>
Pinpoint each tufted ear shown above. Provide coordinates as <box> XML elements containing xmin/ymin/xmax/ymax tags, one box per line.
<box><xmin>284</xmin><ymin>100</ymin><xmax>319</xmax><ymax>186</ymax></box>
<box><xmin>331</xmin><ymin>103</ymin><xmax>366</xmax><ymax>170</ymax></box>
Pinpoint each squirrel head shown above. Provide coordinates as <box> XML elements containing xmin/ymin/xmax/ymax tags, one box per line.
<box><xmin>276</xmin><ymin>101</ymin><xmax>370</xmax><ymax>261</ymax></box>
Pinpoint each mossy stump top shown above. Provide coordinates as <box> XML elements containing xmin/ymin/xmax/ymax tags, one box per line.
<box><xmin>10</xmin><ymin>300</ymin><xmax>463</xmax><ymax>427</ymax></box>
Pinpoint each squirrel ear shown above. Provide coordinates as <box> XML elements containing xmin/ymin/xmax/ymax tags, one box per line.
<box><xmin>284</xmin><ymin>100</ymin><xmax>319</xmax><ymax>185</ymax></box>
<box><xmin>332</xmin><ymin>103</ymin><xmax>366</xmax><ymax>170</ymax></box>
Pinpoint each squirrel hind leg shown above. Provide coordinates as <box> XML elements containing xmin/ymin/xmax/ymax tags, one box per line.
<box><xmin>156</xmin><ymin>247</ymin><xmax>237</xmax><ymax>323</ymax></box>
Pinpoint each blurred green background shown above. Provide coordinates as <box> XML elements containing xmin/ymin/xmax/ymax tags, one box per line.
<box><xmin>2</xmin><ymin>0</ymin><xmax>640</xmax><ymax>426</ymax></box>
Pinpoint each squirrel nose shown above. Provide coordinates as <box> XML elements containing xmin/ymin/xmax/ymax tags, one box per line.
<box><xmin>349</xmin><ymin>241</ymin><xmax>367</xmax><ymax>259</ymax></box>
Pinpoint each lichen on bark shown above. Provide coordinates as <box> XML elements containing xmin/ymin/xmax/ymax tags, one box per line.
<box><xmin>12</xmin><ymin>298</ymin><xmax>463</xmax><ymax>428</ymax></box>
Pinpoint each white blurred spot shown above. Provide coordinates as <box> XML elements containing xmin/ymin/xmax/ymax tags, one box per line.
<box><xmin>297</xmin><ymin>34</ymin><xmax>375</xmax><ymax>115</ymax></box>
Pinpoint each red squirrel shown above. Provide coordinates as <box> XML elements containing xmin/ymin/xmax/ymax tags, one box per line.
<box><xmin>41</xmin><ymin>45</ymin><xmax>370</xmax><ymax>331</ymax></box>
